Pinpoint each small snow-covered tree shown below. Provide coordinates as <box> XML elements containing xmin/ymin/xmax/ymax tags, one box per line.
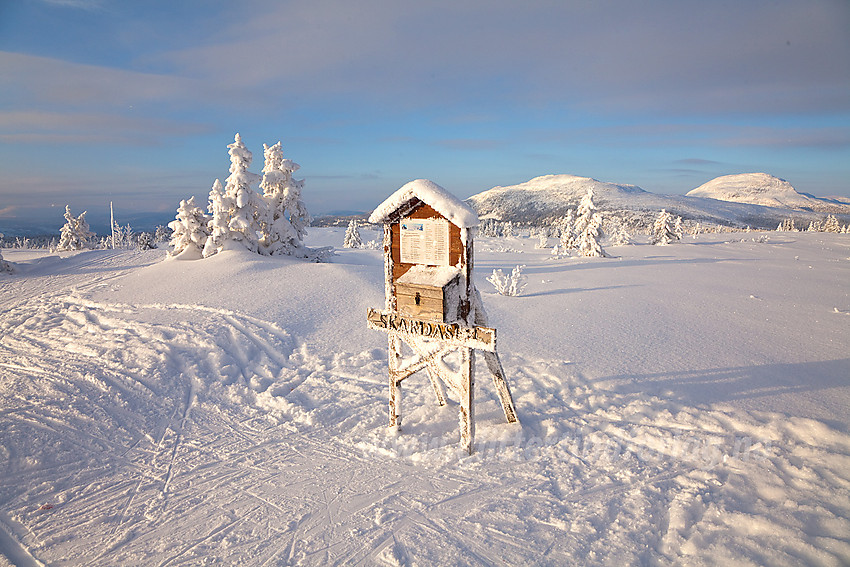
<box><xmin>204</xmin><ymin>178</ymin><xmax>231</xmax><ymax>258</ymax></box>
<box><xmin>651</xmin><ymin>209</ymin><xmax>678</xmax><ymax>245</ymax></box>
<box><xmin>168</xmin><ymin>196</ymin><xmax>209</xmax><ymax>259</ymax></box>
<box><xmin>259</xmin><ymin>141</ymin><xmax>311</xmax><ymax>255</ymax></box>
<box><xmin>487</xmin><ymin>265</ymin><xmax>527</xmax><ymax>296</ymax></box>
<box><xmin>573</xmin><ymin>188</ymin><xmax>606</xmax><ymax>257</ymax></box>
<box><xmin>609</xmin><ymin>223</ymin><xmax>633</xmax><ymax>246</ymax></box>
<box><xmin>823</xmin><ymin>215</ymin><xmax>841</xmax><ymax>233</ymax></box>
<box><xmin>673</xmin><ymin>216</ymin><xmax>684</xmax><ymax>240</ymax></box>
<box><xmin>502</xmin><ymin>221</ymin><xmax>515</xmax><ymax>238</ymax></box>
<box><xmin>0</xmin><ymin>247</ymin><xmax>12</xmax><ymax>273</ymax></box>
<box><xmin>57</xmin><ymin>205</ymin><xmax>95</xmax><ymax>251</ymax></box>
<box><xmin>343</xmin><ymin>219</ymin><xmax>362</xmax><ymax>248</ymax></box>
<box><xmin>137</xmin><ymin>232</ymin><xmax>154</xmax><ymax>250</ymax></box>
<box><xmin>534</xmin><ymin>233</ymin><xmax>549</xmax><ymax>249</ymax></box>
<box><xmin>154</xmin><ymin>225</ymin><xmax>171</xmax><ymax>243</ymax></box>
<box><xmin>557</xmin><ymin>210</ymin><xmax>577</xmax><ymax>252</ymax></box>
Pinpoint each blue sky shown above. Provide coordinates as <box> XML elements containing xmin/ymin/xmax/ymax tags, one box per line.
<box><xmin>1</xmin><ymin>0</ymin><xmax>849</xmax><ymax>229</ymax></box>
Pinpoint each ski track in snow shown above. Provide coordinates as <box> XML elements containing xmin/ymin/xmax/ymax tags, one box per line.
<box><xmin>1</xmin><ymin>244</ymin><xmax>849</xmax><ymax>565</ymax></box>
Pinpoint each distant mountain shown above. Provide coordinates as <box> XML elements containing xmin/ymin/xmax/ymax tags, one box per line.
<box><xmin>686</xmin><ymin>173</ymin><xmax>850</xmax><ymax>214</ymax></box>
<box><xmin>465</xmin><ymin>174</ymin><xmax>844</xmax><ymax>229</ymax></box>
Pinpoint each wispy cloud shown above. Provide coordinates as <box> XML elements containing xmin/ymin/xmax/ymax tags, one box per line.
<box><xmin>0</xmin><ymin>110</ymin><xmax>211</xmax><ymax>146</ymax></box>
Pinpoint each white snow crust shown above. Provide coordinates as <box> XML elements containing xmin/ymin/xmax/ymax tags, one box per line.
<box><xmin>396</xmin><ymin>265</ymin><xmax>460</xmax><ymax>288</ymax></box>
<box><xmin>1</xmin><ymin>228</ymin><xmax>849</xmax><ymax>566</ymax></box>
<box><xmin>368</xmin><ymin>179</ymin><xmax>479</xmax><ymax>228</ymax></box>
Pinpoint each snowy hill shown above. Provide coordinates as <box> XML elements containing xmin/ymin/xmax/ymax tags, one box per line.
<box><xmin>466</xmin><ymin>174</ymin><xmax>840</xmax><ymax>229</ymax></box>
<box><xmin>1</xmin><ymin>229</ymin><xmax>850</xmax><ymax>565</ymax></box>
<box><xmin>687</xmin><ymin>173</ymin><xmax>850</xmax><ymax>214</ymax></box>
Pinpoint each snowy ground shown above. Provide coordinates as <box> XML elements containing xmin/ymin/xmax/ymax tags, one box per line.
<box><xmin>1</xmin><ymin>229</ymin><xmax>849</xmax><ymax>566</ymax></box>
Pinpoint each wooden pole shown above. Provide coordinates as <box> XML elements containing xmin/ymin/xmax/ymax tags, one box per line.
<box><xmin>388</xmin><ymin>333</ymin><xmax>402</xmax><ymax>428</ymax></box>
<box><xmin>459</xmin><ymin>346</ymin><xmax>475</xmax><ymax>454</ymax></box>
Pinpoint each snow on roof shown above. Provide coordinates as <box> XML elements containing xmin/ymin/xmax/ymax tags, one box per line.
<box><xmin>396</xmin><ymin>265</ymin><xmax>461</xmax><ymax>288</ymax></box>
<box><xmin>368</xmin><ymin>179</ymin><xmax>479</xmax><ymax>228</ymax></box>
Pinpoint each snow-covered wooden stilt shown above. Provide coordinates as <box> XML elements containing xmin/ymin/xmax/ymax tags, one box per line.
<box><xmin>367</xmin><ymin>179</ymin><xmax>519</xmax><ymax>455</ymax></box>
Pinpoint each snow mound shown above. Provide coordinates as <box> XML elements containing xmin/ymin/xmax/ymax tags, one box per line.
<box><xmin>688</xmin><ymin>173</ymin><xmax>850</xmax><ymax>214</ymax></box>
<box><xmin>369</xmin><ymin>179</ymin><xmax>479</xmax><ymax>228</ymax></box>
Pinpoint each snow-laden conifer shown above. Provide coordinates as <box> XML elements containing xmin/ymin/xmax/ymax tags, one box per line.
<box><xmin>204</xmin><ymin>179</ymin><xmax>231</xmax><ymax>257</ymax></box>
<box><xmin>573</xmin><ymin>188</ymin><xmax>606</xmax><ymax>257</ymax></box>
<box><xmin>259</xmin><ymin>141</ymin><xmax>311</xmax><ymax>255</ymax></box>
<box><xmin>224</xmin><ymin>133</ymin><xmax>263</xmax><ymax>253</ymax></box>
<box><xmin>651</xmin><ymin>209</ymin><xmax>679</xmax><ymax>245</ymax></box>
<box><xmin>823</xmin><ymin>215</ymin><xmax>841</xmax><ymax>233</ymax></box>
<box><xmin>0</xmin><ymin>249</ymin><xmax>12</xmax><ymax>273</ymax></box>
<box><xmin>343</xmin><ymin>219</ymin><xmax>362</xmax><ymax>249</ymax></box>
<box><xmin>609</xmin><ymin>223</ymin><xmax>633</xmax><ymax>246</ymax></box>
<box><xmin>57</xmin><ymin>206</ymin><xmax>95</xmax><ymax>251</ymax></box>
<box><xmin>557</xmin><ymin>209</ymin><xmax>577</xmax><ymax>252</ymax></box>
<box><xmin>168</xmin><ymin>196</ymin><xmax>210</xmax><ymax>259</ymax></box>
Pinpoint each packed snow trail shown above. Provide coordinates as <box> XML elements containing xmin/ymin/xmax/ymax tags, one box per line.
<box><xmin>1</xmin><ymin>234</ymin><xmax>849</xmax><ymax>565</ymax></box>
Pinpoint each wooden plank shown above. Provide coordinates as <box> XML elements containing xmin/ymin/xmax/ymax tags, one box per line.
<box><xmin>367</xmin><ymin>308</ymin><xmax>496</xmax><ymax>352</ymax></box>
<box><xmin>482</xmin><ymin>350</ymin><xmax>519</xmax><ymax>424</ymax></box>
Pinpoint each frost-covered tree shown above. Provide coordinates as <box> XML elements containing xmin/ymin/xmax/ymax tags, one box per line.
<box><xmin>502</xmin><ymin>221</ymin><xmax>515</xmax><ymax>238</ymax></box>
<box><xmin>557</xmin><ymin>210</ymin><xmax>577</xmax><ymax>252</ymax></box>
<box><xmin>651</xmin><ymin>209</ymin><xmax>678</xmax><ymax>245</ymax></box>
<box><xmin>137</xmin><ymin>232</ymin><xmax>154</xmax><ymax>250</ymax></box>
<box><xmin>223</xmin><ymin>134</ymin><xmax>263</xmax><ymax>252</ymax></box>
<box><xmin>673</xmin><ymin>216</ymin><xmax>684</xmax><ymax>240</ymax></box>
<box><xmin>57</xmin><ymin>206</ymin><xmax>95</xmax><ymax>251</ymax></box>
<box><xmin>168</xmin><ymin>196</ymin><xmax>209</xmax><ymax>259</ymax></box>
<box><xmin>259</xmin><ymin>141</ymin><xmax>311</xmax><ymax>255</ymax></box>
<box><xmin>573</xmin><ymin>188</ymin><xmax>606</xmax><ymax>257</ymax></box>
<box><xmin>534</xmin><ymin>233</ymin><xmax>549</xmax><ymax>249</ymax></box>
<box><xmin>0</xmin><ymin>248</ymin><xmax>12</xmax><ymax>273</ymax></box>
<box><xmin>609</xmin><ymin>223</ymin><xmax>633</xmax><ymax>246</ymax></box>
<box><xmin>823</xmin><ymin>215</ymin><xmax>841</xmax><ymax>233</ymax></box>
<box><xmin>806</xmin><ymin>220</ymin><xmax>821</xmax><ymax>232</ymax></box>
<box><xmin>487</xmin><ymin>265</ymin><xmax>527</xmax><ymax>296</ymax></box>
<box><xmin>343</xmin><ymin>219</ymin><xmax>362</xmax><ymax>248</ymax></box>
<box><xmin>204</xmin><ymin>178</ymin><xmax>231</xmax><ymax>258</ymax></box>
<box><xmin>154</xmin><ymin>225</ymin><xmax>171</xmax><ymax>243</ymax></box>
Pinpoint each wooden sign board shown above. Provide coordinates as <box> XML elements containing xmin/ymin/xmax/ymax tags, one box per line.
<box><xmin>367</xmin><ymin>308</ymin><xmax>496</xmax><ymax>352</ymax></box>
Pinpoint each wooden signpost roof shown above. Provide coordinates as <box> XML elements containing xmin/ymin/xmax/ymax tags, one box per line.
<box><xmin>368</xmin><ymin>179</ymin><xmax>479</xmax><ymax>228</ymax></box>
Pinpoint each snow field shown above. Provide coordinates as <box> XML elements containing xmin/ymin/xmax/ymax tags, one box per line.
<box><xmin>1</xmin><ymin>229</ymin><xmax>849</xmax><ymax>565</ymax></box>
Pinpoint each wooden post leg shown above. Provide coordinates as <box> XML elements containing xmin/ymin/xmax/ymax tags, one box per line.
<box><xmin>425</xmin><ymin>368</ymin><xmax>447</xmax><ymax>406</ymax></box>
<box><xmin>388</xmin><ymin>333</ymin><xmax>402</xmax><ymax>429</ymax></box>
<box><xmin>459</xmin><ymin>347</ymin><xmax>475</xmax><ymax>455</ymax></box>
<box><xmin>482</xmin><ymin>351</ymin><xmax>518</xmax><ymax>423</ymax></box>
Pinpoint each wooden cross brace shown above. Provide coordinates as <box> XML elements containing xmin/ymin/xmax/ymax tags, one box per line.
<box><xmin>387</xmin><ymin>331</ymin><xmax>518</xmax><ymax>455</ymax></box>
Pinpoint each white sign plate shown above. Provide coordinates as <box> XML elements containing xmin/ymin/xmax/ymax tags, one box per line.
<box><xmin>400</xmin><ymin>218</ymin><xmax>449</xmax><ymax>266</ymax></box>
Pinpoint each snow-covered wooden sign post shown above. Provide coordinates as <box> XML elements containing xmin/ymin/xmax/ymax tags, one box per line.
<box><xmin>367</xmin><ymin>179</ymin><xmax>518</xmax><ymax>454</ymax></box>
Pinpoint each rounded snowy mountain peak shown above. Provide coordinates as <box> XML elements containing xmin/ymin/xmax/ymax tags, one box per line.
<box><xmin>686</xmin><ymin>173</ymin><xmax>811</xmax><ymax>209</ymax></box>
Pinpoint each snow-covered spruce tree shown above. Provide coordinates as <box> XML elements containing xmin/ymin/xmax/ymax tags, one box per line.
<box><xmin>0</xmin><ymin>249</ymin><xmax>12</xmax><ymax>273</ymax></box>
<box><xmin>557</xmin><ymin>210</ymin><xmax>577</xmax><ymax>252</ymax></box>
<box><xmin>609</xmin><ymin>222</ymin><xmax>633</xmax><ymax>246</ymax></box>
<box><xmin>154</xmin><ymin>225</ymin><xmax>171</xmax><ymax>244</ymax></box>
<box><xmin>259</xmin><ymin>141</ymin><xmax>311</xmax><ymax>255</ymax></box>
<box><xmin>674</xmin><ymin>216</ymin><xmax>684</xmax><ymax>240</ymax></box>
<box><xmin>57</xmin><ymin>205</ymin><xmax>95</xmax><ymax>251</ymax></box>
<box><xmin>534</xmin><ymin>233</ymin><xmax>549</xmax><ymax>249</ymax></box>
<box><xmin>573</xmin><ymin>188</ymin><xmax>606</xmax><ymax>257</ymax></box>
<box><xmin>651</xmin><ymin>209</ymin><xmax>679</xmax><ymax>245</ymax></box>
<box><xmin>168</xmin><ymin>196</ymin><xmax>210</xmax><ymax>259</ymax></box>
<box><xmin>823</xmin><ymin>214</ymin><xmax>841</xmax><ymax>233</ymax></box>
<box><xmin>224</xmin><ymin>133</ymin><xmax>263</xmax><ymax>253</ymax></box>
<box><xmin>137</xmin><ymin>232</ymin><xmax>154</xmax><ymax>250</ymax></box>
<box><xmin>203</xmin><ymin>178</ymin><xmax>231</xmax><ymax>257</ymax></box>
<box><xmin>343</xmin><ymin>219</ymin><xmax>362</xmax><ymax>248</ymax></box>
